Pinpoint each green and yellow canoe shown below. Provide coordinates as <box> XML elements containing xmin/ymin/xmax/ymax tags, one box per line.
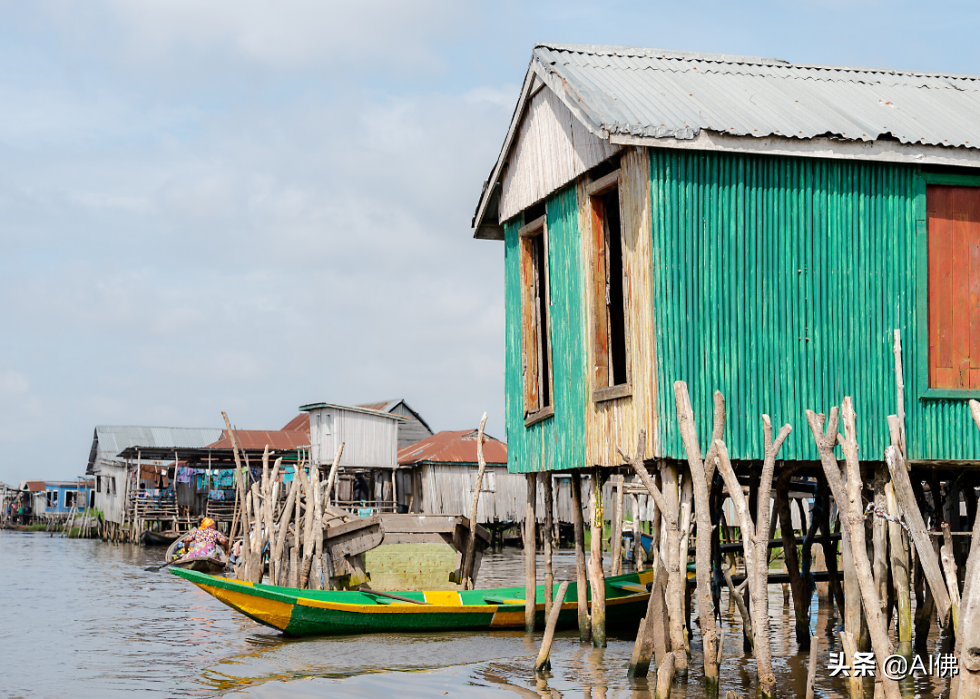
<box><xmin>171</xmin><ymin>567</ymin><xmax>653</xmax><ymax>637</ymax></box>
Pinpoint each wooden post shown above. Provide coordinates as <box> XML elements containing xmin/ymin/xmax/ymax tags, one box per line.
<box><xmin>610</xmin><ymin>476</ymin><xmax>623</xmax><ymax>577</ymax></box>
<box><xmin>715</xmin><ymin>418</ymin><xmax>790</xmax><ymax>699</ymax></box>
<box><xmin>722</xmin><ymin>563</ymin><xmax>753</xmax><ymax>651</ymax></box>
<box><xmin>885</xmin><ymin>482</ymin><xmax>912</xmax><ymax>660</ymax></box>
<box><xmin>956</xmin><ymin>400</ymin><xmax>980</xmax><ymax>699</ymax></box>
<box><xmin>290</xmin><ymin>478</ymin><xmax>301</xmax><ymax>588</ymax></box>
<box><xmin>462</xmin><ymin>413</ymin><xmax>488</xmax><ymax>590</ymax></box>
<box><xmin>873</xmin><ymin>465</ymin><xmax>890</xmax><ymax>629</ymax></box>
<box><xmin>628</xmin><ymin>559</ymin><xmax>668</xmax><ymax>678</ymax></box>
<box><xmin>885</xmin><ymin>446</ymin><xmax>952</xmax><ymax>624</ymax></box>
<box><xmin>815</xmin><ymin>476</ymin><xmax>846</xmax><ymax>616</ymax></box>
<box><xmin>631</xmin><ymin>491</ymin><xmax>644</xmax><ymax>571</ymax></box>
<box><xmin>534</xmin><ymin>581</ymin><xmax>569</xmax><ymax>672</ymax></box>
<box><xmin>806</xmin><ymin>400</ymin><xmax>899</xmax><ymax>699</ymax></box>
<box><xmin>543</xmin><ymin>473</ymin><xmax>554</xmax><ymax>618</ymax></box>
<box><xmin>775</xmin><ymin>469</ymin><xmax>810</xmax><ymax>649</ymax></box>
<box><xmin>618</xmin><ymin>431</ymin><xmax>687</xmax><ymax>664</ymax></box>
<box><xmin>941</xmin><ymin>522</ymin><xmax>961</xmax><ymax>633</ymax></box>
<box><xmin>673</xmin><ymin>383</ymin><xmax>725</xmax><ymax>689</ymax></box>
<box><xmin>589</xmin><ymin>468</ymin><xmax>606</xmax><ymax>647</ymax></box>
<box><xmin>893</xmin><ymin>329</ymin><xmax>907</xmax><ymax>455</ymax></box>
<box><xmin>570</xmin><ymin>471</ymin><xmax>590</xmax><ymax>642</ymax></box>
<box><xmin>525</xmin><ymin>472</ymin><xmax>537</xmax><ymax>634</ymax></box>
<box><xmin>804</xmin><ymin>632</ymin><xmax>819</xmax><ymax>699</ymax></box>
<box><xmin>655</xmin><ymin>652</ymin><xmax>675</xmax><ymax>699</ymax></box>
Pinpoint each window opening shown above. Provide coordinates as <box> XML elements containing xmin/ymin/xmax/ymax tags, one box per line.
<box><xmin>519</xmin><ymin>214</ymin><xmax>554</xmax><ymax>424</ymax></box>
<box><xmin>588</xmin><ymin>170</ymin><xmax>630</xmax><ymax>400</ymax></box>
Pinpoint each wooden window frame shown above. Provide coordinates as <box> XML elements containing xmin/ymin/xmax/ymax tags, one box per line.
<box><xmin>587</xmin><ymin>169</ymin><xmax>632</xmax><ymax>404</ymax></box>
<box><xmin>519</xmin><ymin>213</ymin><xmax>555</xmax><ymax>426</ymax></box>
<box><xmin>915</xmin><ymin>171</ymin><xmax>980</xmax><ymax>400</ymax></box>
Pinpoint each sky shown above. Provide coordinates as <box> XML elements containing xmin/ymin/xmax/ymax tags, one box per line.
<box><xmin>1</xmin><ymin>0</ymin><xmax>979</xmax><ymax>485</ymax></box>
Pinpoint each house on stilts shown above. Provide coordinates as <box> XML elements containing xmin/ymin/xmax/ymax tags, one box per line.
<box><xmin>470</xmin><ymin>43</ymin><xmax>980</xmax><ymax>665</ymax></box>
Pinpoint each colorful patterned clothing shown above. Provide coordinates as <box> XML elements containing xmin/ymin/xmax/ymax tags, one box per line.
<box><xmin>182</xmin><ymin>527</ymin><xmax>227</xmax><ymax>560</ymax></box>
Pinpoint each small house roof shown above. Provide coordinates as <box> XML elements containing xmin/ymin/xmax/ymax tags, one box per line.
<box><xmin>397</xmin><ymin>429</ymin><xmax>507</xmax><ymax>466</ymax></box>
<box><xmin>474</xmin><ymin>42</ymin><xmax>980</xmax><ymax>238</ymax></box>
<box><xmin>357</xmin><ymin>399</ymin><xmax>433</xmax><ymax>434</ymax></box>
<box><xmin>281</xmin><ymin>413</ymin><xmax>310</xmax><ymax>433</ymax></box>
<box><xmin>24</xmin><ymin>481</ymin><xmax>46</xmax><ymax>492</ymax></box>
<box><xmin>206</xmin><ymin>429</ymin><xmax>310</xmax><ymax>451</ymax></box>
<box><xmin>299</xmin><ymin>402</ymin><xmax>406</xmax><ymax>420</ymax></box>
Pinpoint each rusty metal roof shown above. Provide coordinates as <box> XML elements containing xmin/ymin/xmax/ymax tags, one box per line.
<box><xmin>280</xmin><ymin>413</ymin><xmax>310</xmax><ymax>434</ymax></box>
<box><xmin>397</xmin><ymin>429</ymin><xmax>507</xmax><ymax>466</ymax></box>
<box><xmin>24</xmin><ymin>481</ymin><xmax>46</xmax><ymax>492</ymax></box>
<box><xmin>207</xmin><ymin>430</ymin><xmax>310</xmax><ymax>451</ymax></box>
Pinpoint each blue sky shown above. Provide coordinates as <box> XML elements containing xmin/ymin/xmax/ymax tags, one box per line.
<box><xmin>1</xmin><ymin>1</ymin><xmax>978</xmax><ymax>484</ymax></box>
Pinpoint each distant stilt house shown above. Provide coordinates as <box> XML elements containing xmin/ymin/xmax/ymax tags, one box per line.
<box><xmin>86</xmin><ymin>426</ymin><xmax>223</xmax><ymax>525</ymax></box>
<box><xmin>302</xmin><ymin>401</ymin><xmax>406</xmax><ymax>513</ymax></box>
<box><xmin>356</xmin><ymin>399</ymin><xmax>434</xmax><ymax>450</ymax></box>
<box><xmin>19</xmin><ymin>480</ymin><xmax>93</xmax><ymax>523</ymax></box>
<box><xmin>471</xmin><ymin>42</ymin><xmax>980</xmax><ymax>472</ymax></box>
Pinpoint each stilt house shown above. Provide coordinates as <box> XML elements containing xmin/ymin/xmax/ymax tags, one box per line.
<box><xmin>472</xmin><ymin>43</ymin><xmax>980</xmax><ymax>471</ymax></box>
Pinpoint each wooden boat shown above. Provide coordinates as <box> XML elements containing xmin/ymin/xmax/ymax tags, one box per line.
<box><xmin>170</xmin><ymin>566</ymin><xmax>653</xmax><ymax>637</ymax></box>
<box><xmin>165</xmin><ymin>529</ymin><xmax>229</xmax><ymax>575</ymax></box>
<box><xmin>140</xmin><ymin>529</ymin><xmax>181</xmax><ymax>546</ymax></box>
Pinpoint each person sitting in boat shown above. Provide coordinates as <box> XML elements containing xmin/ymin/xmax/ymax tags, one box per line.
<box><xmin>178</xmin><ymin>518</ymin><xmax>229</xmax><ymax>561</ymax></box>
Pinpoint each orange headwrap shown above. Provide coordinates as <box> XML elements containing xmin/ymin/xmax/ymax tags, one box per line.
<box><xmin>200</xmin><ymin>517</ymin><xmax>216</xmax><ymax>529</ymax></box>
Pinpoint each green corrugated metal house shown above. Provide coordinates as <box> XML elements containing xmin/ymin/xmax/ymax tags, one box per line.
<box><xmin>472</xmin><ymin>43</ymin><xmax>980</xmax><ymax>473</ymax></box>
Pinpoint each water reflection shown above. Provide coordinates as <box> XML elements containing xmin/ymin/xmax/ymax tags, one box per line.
<box><xmin>0</xmin><ymin>531</ymin><xmax>958</xmax><ymax>698</ymax></box>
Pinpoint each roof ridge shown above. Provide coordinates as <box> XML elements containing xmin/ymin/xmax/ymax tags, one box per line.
<box><xmin>535</xmin><ymin>42</ymin><xmax>980</xmax><ymax>82</ymax></box>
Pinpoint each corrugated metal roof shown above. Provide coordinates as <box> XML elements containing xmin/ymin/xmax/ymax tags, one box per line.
<box><xmin>397</xmin><ymin>429</ymin><xmax>507</xmax><ymax>466</ymax></box>
<box><xmin>533</xmin><ymin>43</ymin><xmax>980</xmax><ymax>148</ymax></box>
<box><xmin>281</xmin><ymin>413</ymin><xmax>310</xmax><ymax>433</ymax></box>
<box><xmin>472</xmin><ymin>43</ymin><xmax>980</xmax><ymax>238</ymax></box>
<box><xmin>90</xmin><ymin>426</ymin><xmax>224</xmax><ymax>467</ymax></box>
<box><xmin>207</xmin><ymin>430</ymin><xmax>310</xmax><ymax>451</ymax></box>
<box><xmin>299</xmin><ymin>402</ymin><xmax>406</xmax><ymax>420</ymax></box>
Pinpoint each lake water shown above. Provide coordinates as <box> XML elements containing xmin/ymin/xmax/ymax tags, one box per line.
<box><xmin>0</xmin><ymin>530</ymin><xmax>953</xmax><ymax>698</ymax></box>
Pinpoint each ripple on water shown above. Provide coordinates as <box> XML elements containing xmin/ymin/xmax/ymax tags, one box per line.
<box><xmin>0</xmin><ymin>532</ymin><xmax>955</xmax><ymax>698</ymax></box>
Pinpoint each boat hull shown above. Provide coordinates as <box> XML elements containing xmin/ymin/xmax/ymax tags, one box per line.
<box><xmin>171</xmin><ymin>567</ymin><xmax>652</xmax><ymax>637</ymax></box>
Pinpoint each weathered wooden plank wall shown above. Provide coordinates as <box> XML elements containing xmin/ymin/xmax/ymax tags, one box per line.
<box><xmin>500</xmin><ymin>86</ymin><xmax>620</xmax><ymax>222</ymax></box>
<box><xmin>583</xmin><ymin>146</ymin><xmax>659</xmax><ymax>465</ymax></box>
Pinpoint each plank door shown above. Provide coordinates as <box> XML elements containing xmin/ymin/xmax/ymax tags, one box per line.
<box><xmin>927</xmin><ymin>185</ymin><xmax>980</xmax><ymax>389</ymax></box>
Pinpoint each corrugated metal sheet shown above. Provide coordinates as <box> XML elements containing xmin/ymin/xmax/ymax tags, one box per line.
<box><xmin>534</xmin><ymin>43</ymin><xmax>980</xmax><ymax>149</ymax></box>
<box><xmin>307</xmin><ymin>406</ymin><xmax>400</xmax><ymax>469</ymax></box>
<box><xmin>649</xmin><ymin>148</ymin><xmax>980</xmax><ymax>461</ymax></box>
<box><xmin>93</xmin><ymin>426</ymin><xmax>224</xmax><ymax>462</ymax></box>
<box><xmin>207</xmin><ymin>430</ymin><xmax>309</xmax><ymax>451</ymax></box>
<box><xmin>281</xmin><ymin>413</ymin><xmax>310</xmax><ymax>433</ymax></box>
<box><xmin>397</xmin><ymin>429</ymin><xmax>507</xmax><ymax>466</ymax></box>
<box><xmin>505</xmin><ymin>186</ymin><xmax>588</xmax><ymax>473</ymax></box>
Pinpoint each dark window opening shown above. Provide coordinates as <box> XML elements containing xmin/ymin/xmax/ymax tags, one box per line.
<box><xmin>519</xmin><ymin>213</ymin><xmax>553</xmax><ymax>423</ymax></box>
<box><xmin>602</xmin><ymin>189</ymin><xmax>627</xmax><ymax>386</ymax></box>
<box><xmin>531</xmin><ymin>233</ymin><xmax>552</xmax><ymax>409</ymax></box>
<box><xmin>524</xmin><ymin>201</ymin><xmax>546</xmax><ymax>223</ymax></box>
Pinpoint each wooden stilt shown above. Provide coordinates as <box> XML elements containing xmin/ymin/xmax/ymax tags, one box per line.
<box><xmin>808</xmin><ymin>401</ymin><xmax>899</xmax><ymax>699</ymax></box>
<box><xmin>525</xmin><ymin>472</ymin><xmax>537</xmax><ymax>634</ymax></box>
<box><xmin>873</xmin><ymin>465</ymin><xmax>891</xmax><ymax>629</ymax></box>
<box><xmin>611</xmin><ymin>476</ymin><xmax>623</xmax><ymax>577</ymax></box>
<box><xmin>589</xmin><ymin>468</ymin><xmax>606</xmax><ymax>648</ymax></box>
<box><xmin>534</xmin><ymin>581</ymin><xmax>569</xmax><ymax>672</ymax></box>
<box><xmin>628</xmin><ymin>559</ymin><xmax>668</xmax><ymax>678</ymax></box>
<box><xmin>655</xmin><ymin>652</ymin><xmax>675</xmax><ymax>699</ymax></box>
<box><xmin>715</xmin><ymin>416</ymin><xmax>791</xmax><ymax>699</ymax></box>
<box><xmin>886</xmin><ymin>481</ymin><xmax>912</xmax><ymax>659</ymax></box>
<box><xmin>673</xmin><ymin>383</ymin><xmax>725</xmax><ymax>690</ymax></box>
<box><xmin>776</xmin><ymin>469</ymin><xmax>810</xmax><ymax>649</ymax></box>
<box><xmin>631</xmin><ymin>491</ymin><xmax>644</xmax><ymax>571</ymax></box>
<box><xmin>570</xmin><ymin>472</ymin><xmax>590</xmax><ymax>642</ymax></box>
<box><xmin>543</xmin><ymin>473</ymin><xmax>554</xmax><ymax>619</ymax></box>
<box><xmin>662</xmin><ymin>462</ymin><xmax>686</xmax><ymax>674</ymax></box>
<box><xmin>462</xmin><ymin>414</ymin><xmax>488</xmax><ymax>590</ymax></box>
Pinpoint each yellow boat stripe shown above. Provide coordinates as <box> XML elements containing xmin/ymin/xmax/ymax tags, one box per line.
<box><xmin>614</xmin><ymin>583</ymin><xmax>648</xmax><ymax>593</ymax></box>
<box><xmin>638</xmin><ymin>570</ymin><xmax>654</xmax><ymax>585</ymax></box>
<box><xmin>424</xmin><ymin>591</ymin><xmax>462</xmax><ymax>605</ymax></box>
<box><xmin>199</xmin><ymin>583</ymin><xmax>293</xmax><ymax>631</ymax></box>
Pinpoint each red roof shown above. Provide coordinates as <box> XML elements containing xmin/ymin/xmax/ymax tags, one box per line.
<box><xmin>208</xmin><ymin>430</ymin><xmax>310</xmax><ymax>451</ymax></box>
<box><xmin>281</xmin><ymin>413</ymin><xmax>310</xmax><ymax>434</ymax></box>
<box><xmin>24</xmin><ymin>481</ymin><xmax>46</xmax><ymax>492</ymax></box>
<box><xmin>398</xmin><ymin>430</ymin><xmax>507</xmax><ymax>466</ymax></box>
